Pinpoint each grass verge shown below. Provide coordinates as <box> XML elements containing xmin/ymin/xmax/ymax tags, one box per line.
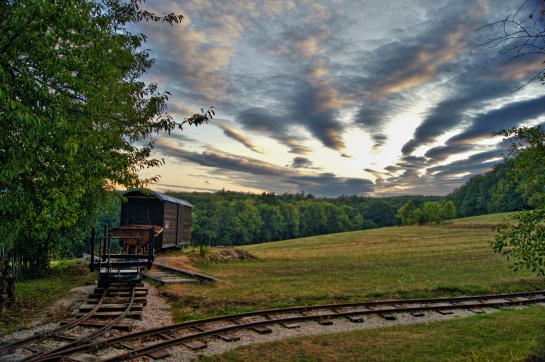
<box><xmin>197</xmin><ymin>305</ymin><xmax>545</xmax><ymax>362</ymax></box>
<box><xmin>0</xmin><ymin>260</ymin><xmax>96</xmax><ymax>336</ymax></box>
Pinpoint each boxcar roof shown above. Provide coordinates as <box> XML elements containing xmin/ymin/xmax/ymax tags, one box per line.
<box><xmin>122</xmin><ymin>189</ymin><xmax>193</xmax><ymax>208</ymax></box>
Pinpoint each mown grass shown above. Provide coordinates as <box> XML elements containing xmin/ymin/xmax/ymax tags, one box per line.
<box><xmin>158</xmin><ymin>213</ymin><xmax>545</xmax><ymax>361</ymax></box>
<box><xmin>197</xmin><ymin>305</ymin><xmax>545</xmax><ymax>362</ymax></box>
<box><xmin>165</xmin><ymin>213</ymin><xmax>542</xmax><ymax>318</ymax></box>
<box><xmin>0</xmin><ymin>260</ymin><xmax>96</xmax><ymax>335</ymax></box>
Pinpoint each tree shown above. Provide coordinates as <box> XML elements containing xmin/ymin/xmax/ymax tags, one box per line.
<box><xmin>396</xmin><ymin>201</ymin><xmax>420</xmax><ymax>226</ymax></box>
<box><xmin>442</xmin><ymin>200</ymin><xmax>457</xmax><ymax>221</ymax></box>
<box><xmin>191</xmin><ymin>199</ymin><xmax>222</xmax><ymax>247</ymax></box>
<box><xmin>233</xmin><ymin>200</ymin><xmax>262</xmax><ymax>245</ymax></box>
<box><xmin>298</xmin><ymin>200</ymin><xmax>327</xmax><ymax>237</ymax></box>
<box><xmin>479</xmin><ymin>1</ymin><xmax>545</xmax><ymax>89</ymax></box>
<box><xmin>491</xmin><ymin>126</ymin><xmax>545</xmax><ymax>275</ymax></box>
<box><xmin>494</xmin><ymin>209</ymin><xmax>545</xmax><ymax>275</ymax></box>
<box><xmin>258</xmin><ymin>204</ymin><xmax>284</xmax><ymax>242</ymax></box>
<box><xmin>363</xmin><ymin>200</ymin><xmax>398</xmax><ymax>227</ymax></box>
<box><xmin>447</xmin><ymin>160</ymin><xmax>526</xmax><ymax>217</ymax></box>
<box><xmin>422</xmin><ymin>202</ymin><xmax>442</xmax><ymax>224</ymax></box>
<box><xmin>278</xmin><ymin>201</ymin><xmax>300</xmax><ymax>240</ymax></box>
<box><xmin>0</xmin><ymin>0</ymin><xmax>213</xmax><ymax>276</ymax></box>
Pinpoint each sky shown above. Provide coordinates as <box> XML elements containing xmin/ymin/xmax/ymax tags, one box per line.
<box><xmin>134</xmin><ymin>0</ymin><xmax>545</xmax><ymax>197</ymax></box>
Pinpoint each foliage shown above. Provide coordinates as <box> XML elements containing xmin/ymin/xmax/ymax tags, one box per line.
<box><xmin>495</xmin><ymin>126</ymin><xmax>545</xmax><ymax>208</ymax></box>
<box><xmin>396</xmin><ymin>201</ymin><xmax>420</xmax><ymax>225</ymax></box>
<box><xmin>0</xmin><ymin>0</ymin><xmax>212</xmax><ymax>277</ymax></box>
<box><xmin>198</xmin><ymin>245</ymin><xmax>210</xmax><ymax>258</ymax></box>
<box><xmin>442</xmin><ymin>200</ymin><xmax>457</xmax><ymax>220</ymax></box>
<box><xmin>168</xmin><ymin>190</ymin><xmax>446</xmax><ymax>246</ymax></box>
<box><xmin>493</xmin><ymin>209</ymin><xmax>545</xmax><ymax>275</ymax></box>
<box><xmin>491</xmin><ymin>126</ymin><xmax>545</xmax><ymax>276</ymax></box>
<box><xmin>447</xmin><ymin>160</ymin><xmax>527</xmax><ymax>218</ymax></box>
<box><xmin>423</xmin><ymin>202</ymin><xmax>443</xmax><ymax>224</ymax></box>
<box><xmin>396</xmin><ymin>200</ymin><xmax>457</xmax><ymax>225</ymax></box>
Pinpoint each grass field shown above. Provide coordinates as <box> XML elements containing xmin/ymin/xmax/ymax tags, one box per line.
<box><xmin>0</xmin><ymin>260</ymin><xmax>96</xmax><ymax>334</ymax></box>
<box><xmin>163</xmin><ymin>212</ymin><xmax>545</xmax><ymax>361</ymax></box>
<box><xmin>197</xmin><ymin>305</ymin><xmax>545</xmax><ymax>362</ymax></box>
<box><xmin>163</xmin><ymin>212</ymin><xmax>542</xmax><ymax>319</ymax></box>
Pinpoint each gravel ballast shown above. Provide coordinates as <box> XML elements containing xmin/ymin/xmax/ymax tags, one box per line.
<box><xmin>1</xmin><ymin>284</ymin><xmax>534</xmax><ymax>361</ymax></box>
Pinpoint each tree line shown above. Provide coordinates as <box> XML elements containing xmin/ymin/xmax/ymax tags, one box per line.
<box><xmin>396</xmin><ymin>200</ymin><xmax>457</xmax><ymax>226</ymax></box>
<box><xmin>168</xmin><ymin>190</ymin><xmax>445</xmax><ymax>247</ymax></box>
<box><xmin>446</xmin><ymin>160</ymin><xmax>529</xmax><ymax>218</ymax></box>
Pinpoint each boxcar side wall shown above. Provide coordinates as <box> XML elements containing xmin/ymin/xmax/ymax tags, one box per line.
<box><xmin>162</xmin><ymin>202</ymin><xmax>178</xmax><ymax>249</ymax></box>
<box><xmin>120</xmin><ymin>190</ymin><xmax>193</xmax><ymax>250</ymax></box>
<box><xmin>180</xmin><ymin>206</ymin><xmax>192</xmax><ymax>245</ymax></box>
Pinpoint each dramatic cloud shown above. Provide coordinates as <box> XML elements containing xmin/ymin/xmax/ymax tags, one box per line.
<box><xmin>134</xmin><ymin>0</ymin><xmax>545</xmax><ymax>197</ymax></box>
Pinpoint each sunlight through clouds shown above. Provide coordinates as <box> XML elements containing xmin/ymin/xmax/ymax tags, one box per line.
<box><xmin>136</xmin><ymin>0</ymin><xmax>545</xmax><ymax>197</ymax></box>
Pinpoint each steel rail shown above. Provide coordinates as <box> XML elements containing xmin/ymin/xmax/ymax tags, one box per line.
<box><xmin>31</xmin><ymin>290</ymin><xmax>545</xmax><ymax>361</ymax></box>
<box><xmin>101</xmin><ymin>295</ymin><xmax>545</xmax><ymax>362</ymax></box>
<box><xmin>0</xmin><ymin>287</ymin><xmax>110</xmax><ymax>358</ymax></box>
<box><xmin>27</xmin><ymin>287</ymin><xmax>137</xmax><ymax>362</ymax></box>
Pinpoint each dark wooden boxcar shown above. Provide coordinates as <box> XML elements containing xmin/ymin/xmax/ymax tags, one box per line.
<box><xmin>120</xmin><ymin>189</ymin><xmax>193</xmax><ymax>249</ymax></box>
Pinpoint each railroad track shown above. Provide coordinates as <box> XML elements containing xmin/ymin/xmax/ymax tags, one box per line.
<box><xmin>6</xmin><ymin>290</ymin><xmax>545</xmax><ymax>361</ymax></box>
<box><xmin>0</xmin><ymin>283</ymin><xmax>146</xmax><ymax>362</ymax></box>
<box><xmin>142</xmin><ymin>262</ymin><xmax>217</xmax><ymax>284</ymax></box>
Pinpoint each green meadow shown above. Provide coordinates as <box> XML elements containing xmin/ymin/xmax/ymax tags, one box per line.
<box><xmin>167</xmin><ymin>212</ymin><xmax>541</xmax><ymax>317</ymax></box>
<box><xmin>164</xmin><ymin>212</ymin><xmax>545</xmax><ymax>361</ymax></box>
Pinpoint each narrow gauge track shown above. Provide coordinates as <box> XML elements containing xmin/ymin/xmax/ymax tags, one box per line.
<box><xmin>25</xmin><ymin>290</ymin><xmax>545</xmax><ymax>362</ymax></box>
<box><xmin>0</xmin><ymin>285</ymin><xmax>141</xmax><ymax>362</ymax></box>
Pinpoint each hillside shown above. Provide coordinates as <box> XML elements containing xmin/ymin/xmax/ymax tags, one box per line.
<box><xmin>162</xmin><ymin>213</ymin><xmax>541</xmax><ymax>316</ymax></box>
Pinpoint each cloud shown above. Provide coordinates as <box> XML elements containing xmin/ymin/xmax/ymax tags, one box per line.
<box><xmin>134</xmin><ymin>0</ymin><xmax>545</xmax><ymax>197</ymax></box>
<box><xmin>446</xmin><ymin>95</ymin><xmax>545</xmax><ymax>145</ymax></box>
<box><xmin>153</xmin><ymin>141</ymin><xmax>374</xmax><ymax>196</ymax></box>
<box><xmin>286</xmin><ymin>157</ymin><xmax>321</xmax><ymax>169</ymax></box>
<box><xmin>237</xmin><ymin>107</ymin><xmax>312</xmax><ymax>155</ymax></box>
<box><xmin>427</xmin><ymin>148</ymin><xmax>504</xmax><ymax>178</ymax></box>
<box><xmin>212</xmin><ymin>120</ymin><xmax>265</xmax><ymax>154</ymax></box>
<box><xmin>288</xmin><ymin>81</ymin><xmax>347</xmax><ymax>154</ymax></box>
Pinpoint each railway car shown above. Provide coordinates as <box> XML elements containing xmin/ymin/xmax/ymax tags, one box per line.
<box><xmin>89</xmin><ymin>189</ymin><xmax>193</xmax><ymax>286</ymax></box>
<box><xmin>119</xmin><ymin>189</ymin><xmax>193</xmax><ymax>250</ymax></box>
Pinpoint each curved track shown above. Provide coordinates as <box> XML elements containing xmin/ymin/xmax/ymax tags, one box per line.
<box><xmin>21</xmin><ymin>290</ymin><xmax>545</xmax><ymax>361</ymax></box>
<box><xmin>0</xmin><ymin>287</ymin><xmax>110</xmax><ymax>357</ymax></box>
<box><xmin>1</xmin><ymin>285</ymin><xmax>140</xmax><ymax>362</ymax></box>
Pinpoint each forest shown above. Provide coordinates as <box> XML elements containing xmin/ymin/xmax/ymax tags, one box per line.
<box><xmin>446</xmin><ymin>160</ymin><xmax>529</xmax><ymax>218</ymax></box>
<box><xmin>158</xmin><ymin>158</ymin><xmax>529</xmax><ymax>247</ymax></box>
<box><xmin>172</xmin><ymin>191</ymin><xmax>442</xmax><ymax>247</ymax></box>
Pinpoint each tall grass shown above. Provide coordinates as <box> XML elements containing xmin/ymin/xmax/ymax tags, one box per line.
<box><xmin>0</xmin><ymin>260</ymin><xmax>96</xmax><ymax>335</ymax></box>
